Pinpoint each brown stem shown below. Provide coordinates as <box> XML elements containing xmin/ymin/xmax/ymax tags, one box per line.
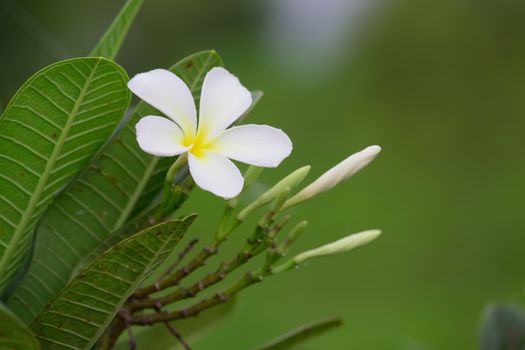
<box><xmin>134</xmin><ymin>205</ymin><xmax>243</xmax><ymax>298</ymax></box>
<box><xmin>165</xmin><ymin>322</ymin><xmax>191</xmax><ymax>350</ymax></box>
<box><xmin>121</xmin><ymin>310</ymin><xmax>137</xmax><ymax>350</ymax></box>
<box><xmin>129</xmin><ymin>249</ymin><xmax>251</xmax><ymax>311</ymax></box>
<box><xmin>131</xmin><ymin>271</ymin><xmax>265</xmax><ymax>325</ymax></box>
<box><xmin>129</xmin><ymin>218</ymin><xmax>289</xmax><ymax>311</ymax></box>
<box><xmin>134</xmin><ymin>242</ymin><xmax>219</xmax><ymax>298</ymax></box>
<box><xmin>97</xmin><ymin>313</ymin><xmax>127</xmax><ymax>350</ymax></box>
<box><xmin>160</xmin><ymin>238</ymin><xmax>199</xmax><ymax>279</ymax></box>
<box><xmin>102</xmin><ymin>209</ymin><xmax>289</xmax><ymax>346</ymax></box>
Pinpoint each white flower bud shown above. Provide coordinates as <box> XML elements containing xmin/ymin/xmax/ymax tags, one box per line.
<box><xmin>293</xmin><ymin>229</ymin><xmax>381</xmax><ymax>264</ymax></box>
<box><xmin>282</xmin><ymin>145</ymin><xmax>381</xmax><ymax>210</ymax></box>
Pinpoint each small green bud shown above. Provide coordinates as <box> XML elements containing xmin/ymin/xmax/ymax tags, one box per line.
<box><xmin>270</xmin><ymin>187</ymin><xmax>290</xmax><ymax>212</ymax></box>
<box><xmin>280</xmin><ymin>220</ymin><xmax>308</xmax><ymax>252</ymax></box>
<box><xmin>258</xmin><ymin>187</ymin><xmax>290</xmax><ymax>228</ymax></box>
<box><xmin>237</xmin><ymin>166</ymin><xmax>310</xmax><ymax>221</ymax></box>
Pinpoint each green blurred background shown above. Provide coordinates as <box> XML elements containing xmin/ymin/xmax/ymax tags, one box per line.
<box><xmin>1</xmin><ymin>0</ymin><xmax>524</xmax><ymax>349</ymax></box>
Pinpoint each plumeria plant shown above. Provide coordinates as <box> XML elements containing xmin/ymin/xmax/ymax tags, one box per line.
<box><xmin>0</xmin><ymin>1</ymin><xmax>382</xmax><ymax>349</ymax></box>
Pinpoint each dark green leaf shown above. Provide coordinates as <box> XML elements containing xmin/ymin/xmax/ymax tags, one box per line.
<box><xmin>0</xmin><ymin>303</ymin><xmax>41</xmax><ymax>350</ymax></box>
<box><xmin>479</xmin><ymin>303</ymin><xmax>525</xmax><ymax>350</ymax></box>
<box><xmin>8</xmin><ymin>50</ymin><xmax>222</xmax><ymax>324</ymax></box>
<box><xmin>89</xmin><ymin>0</ymin><xmax>145</xmax><ymax>60</ymax></box>
<box><xmin>254</xmin><ymin>317</ymin><xmax>343</xmax><ymax>350</ymax></box>
<box><xmin>30</xmin><ymin>215</ymin><xmax>196</xmax><ymax>350</ymax></box>
<box><xmin>0</xmin><ymin>57</ymin><xmax>130</xmax><ymax>294</ymax></box>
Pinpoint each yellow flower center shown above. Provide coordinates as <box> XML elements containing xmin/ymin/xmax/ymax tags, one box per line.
<box><xmin>183</xmin><ymin>132</ymin><xmax>210</xmax><ymax>158</ymax></box>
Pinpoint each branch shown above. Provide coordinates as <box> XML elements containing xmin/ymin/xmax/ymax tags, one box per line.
<box><xmin>129</xmin><ymin>217</ymin><xmax>289</xmax><ymax>311</ymax></box>
<box><xmin>131</xmin><ymin>270</ymin><xmax>266</xmax><ymax>325</ymax></box>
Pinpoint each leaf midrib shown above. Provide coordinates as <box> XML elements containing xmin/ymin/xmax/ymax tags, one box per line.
<box><xmin>0</xmin><ymin>59</ymin><xmax>102</xmax><ymax>279</ymax></box>
<box><xmin>111</xmin><ymin>146</ymin><xmax>159</xmax><ymax>231</ymax></box>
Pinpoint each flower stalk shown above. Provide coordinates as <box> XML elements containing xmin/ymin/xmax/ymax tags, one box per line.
<box><xmin>130</xmin><ymin>269</ymin><xmax>269</xmax><ymax>326</ymax></box>
<box><xmin>104</xmin><ymin>152</ymin><xmax>381</xmax><ymax>348</ymax></box>
<box><xmin>265</xmin><ymin>220</ymin><xmax>308</xmax><ymax>268</ymax></box>
<box><xmin>158</xmin><ymin>153</ymin><xmax>189</xmax><ymax>218</ymax></box>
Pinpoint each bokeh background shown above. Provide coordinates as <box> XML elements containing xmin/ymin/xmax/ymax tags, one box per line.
<box><xmin>1</xmin><ymin>0</ymin><xmax>524</xmax><ymax>349</ymax></box>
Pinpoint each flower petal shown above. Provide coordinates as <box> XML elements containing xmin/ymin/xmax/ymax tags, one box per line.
<box><xmin>128</xmin><ymin>69</ymin><xmax>197</xmax><ymax>135</ymax></box>
<box><xmin>212</xmin><ymin>124</ymin><xmax>293</xmax><ymax>167</ymax></box>
<box><xmin>198</xmin><ymin>67</ymin><xmax>252</xmax><ymax>139</ymax></box>
<box><xmin>188</xmin><ymin>151</ymin><xmax>244</xmax><ymax>199</ymax></box>
<box><xmin>135</xmin><ymin>116</ymin><xmax>189</xmax><ymax>157</ymax></box>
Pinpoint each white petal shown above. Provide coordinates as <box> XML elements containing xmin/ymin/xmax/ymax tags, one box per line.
<box><xmin>188</xmin><ymin>151</ymin><xmax>244</xmax><ymax>199</ymax></box>
<box><xmin>198</xmin><ymin>67</ymin><xmax>252</xmax><ymax>139</ymax></box>
<box><xmin>212</xmin><ymin>124</ymin><xmax>293</xmax><ymax>167</ymax></box>
<box><xmin>128</xmin><ymin>69</ymin><xmax>197</xmax><ymax>135</ymax></box>
<box><xmin>135</xmin><ymin>116</ymin><xmax>189</xmax><ymax>157</ymax></box>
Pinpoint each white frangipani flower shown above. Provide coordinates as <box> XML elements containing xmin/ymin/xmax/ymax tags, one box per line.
<box><xmin>282</xmin><ymin>145</ymin><xmax>381</xmax><ymax>210</ymax></box>
<box><xmin>128</xmin><ymin>67</ymin><xmax>293</xmax><ymax>199</ymax></box>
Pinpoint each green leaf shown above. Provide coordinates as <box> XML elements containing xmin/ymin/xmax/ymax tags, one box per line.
<box><xmin>8</xmin><ymin>50</ymin><xmax>223</xmax><ymax>323</ymax></box>
<box><xmin>254</xmin><ymin>317</ymin><xmax>343</xmax><ymax>350</ymax></box>
<box><xmin>0</xmin><ymin>57</ymin><xmax>130</xmax><ymax>295</ymax></box>
<box><xmin>479</xmin><ymin>303</ymin><xmax>525</xmax><ymax>350</ymax></box>
<box><xmin>114</xmin><ymin>298</ymin><xmax>237</xmax><ymax>350</ymax></box>
<box><xmin>0</xmin><ymin>303</ymin><xmax>41</xmax><ymax>350</ymax></box>
<box><xmin>89</xmin><ymin>0</ymin><xmax>145</xmax><ymax>60</ymax></box>
<box><xmin>30</xmin><ymin>215</ymin><xmax>196</xmax><ymax>350</ymax></box>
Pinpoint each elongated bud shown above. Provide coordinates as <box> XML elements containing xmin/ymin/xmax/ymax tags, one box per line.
<box><xmin>294</xmin><ymin>229</ymin><xmax>381</xmax><ymax>264</ymax></box>
<box><xmin>279</xmin><ymin>220</ymin><xmax>308</xmax><ymax>252</ymax></box>
<box><xmin>272</xmin><ymin>229</ymin><xmax>380</xmax><ymax>274</ymax></box>
<box><xmin>281</xmin><ymin>146</ymin><xmax>381</xmax><ymax>210</ymax></box>
<box><xmin>237</xmin><ymin>166</ymin><xmax>311</xmax><ymax>221</ymax></box>
<box><xmin>258</xmin><ymin>187</ymin><xmax>290</xmax><ymax>228</ymax></box>
<box><xmin>270</xmin><ymin>187</ymin><xmax>290</xmax><ymax>213</ymax></box>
